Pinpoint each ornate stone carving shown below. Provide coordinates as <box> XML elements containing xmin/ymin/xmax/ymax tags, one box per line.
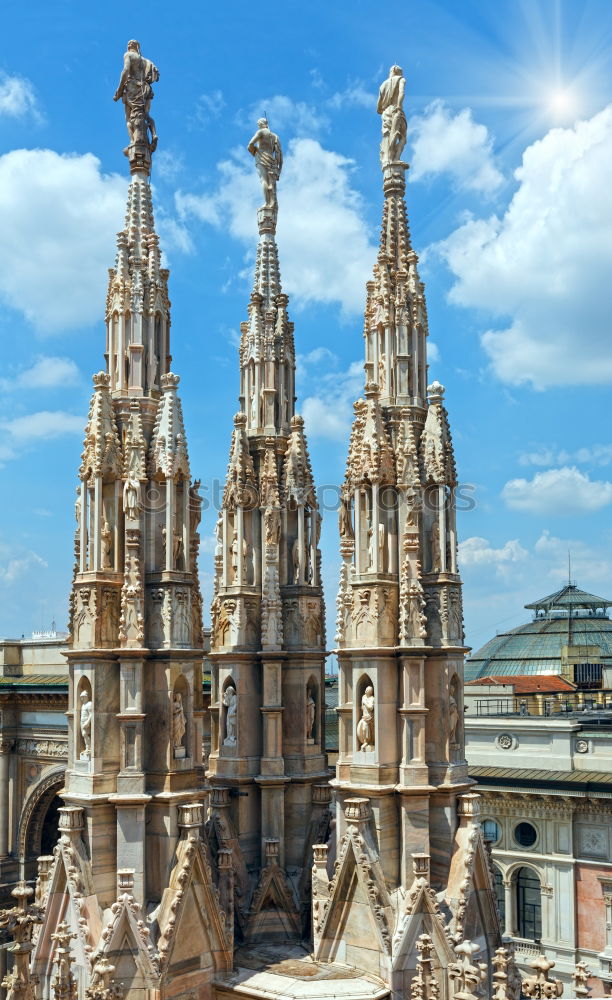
<box><xmin>51</xmin><ymin>922</ymin><xmax>77</xmax><ymax>1000</ymax></box>
<box><xmin>521</xmin><ymin>955</ymin><xmax>563</xmax><ymax>997</ymax></box>
<box><xmin>377</xmin><ymin>65</ymin><xmax>407</xmax><ymax>166</ymax></box>
<box><xmin>357</xmin><ymin>686</ymin><xmax>375</xmax><ymax>751</ymax></box>
<box><xmin>113</xmin><ymin>41</ymin><xmax>159</xmax><ymax>162</ymax></box>
<box><xmin>448</xmin><ymin>940</ymin><xmax>488</xmax><ymax>998</ymax></box>
<box><xmin>575</xmin><ymin>738</ymin><xmax>589</xmax><ymax>754</ymax></box>
<box><xmin>0</xmin><ymin>881</ymin><xmax>44</xmax><ymax>1000</ymax></box>
<box><xmin>15</xmin><ymin>739</ymin><xmax>67</xmax><ymax>759</ymax></box>
<box><xmin>79</xmin><ymin>691</ymin><xmax>93</xmax><ymax>760</ymax></box>
<box><xmin>496</xmin><ymin>733</ymin><xmax>517</xmax><ymax>751</ymax></box>
<box><xmin>411</xmin><ymin>934</ymin><xmax>440</xmax><ymax>999</ymax></box>
<box><xmin>247</xmin><ymin>118</ymin><xmax>283</xmax><ymax>213</ymax></box>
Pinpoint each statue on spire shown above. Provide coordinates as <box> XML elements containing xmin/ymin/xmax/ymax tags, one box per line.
<box><xmin>113</xmin><ymin>40</ymin><xmax>159</xmax><ymax>161</ymax></box>
<box><xmin>377</xmin><ymin>64</ymin><xmax>407</xmax><ymax>166</ymax></box>
<box><xmin>248</xmin><ymin>118</ymin><xmax>283</xmax><ymax>213</ymax></box>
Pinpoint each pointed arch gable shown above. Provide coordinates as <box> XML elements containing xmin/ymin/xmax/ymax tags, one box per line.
<box><xmin>156</xmin><ymin>834</ymin><xmax>231</xmax><ymax>979</ymax></box>
<box><xmin>18</xmin><ymin>765</ymin><xmax>65</xmax><ymax>861</ymax></box>
<box><xmin>315</xmin><ymin>830</ymin><xmax>392</xmax><ymax>971</ymax></box>
<box><xmin>245</xmin><ymin>857</ymin><xmax>301</xmax><ymax>946</ymax></box>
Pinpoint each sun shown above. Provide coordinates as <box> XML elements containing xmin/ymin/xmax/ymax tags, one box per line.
<box><xmin>547</xmin><ymin>87</ymin><xmax>578</xmax><ymax>120</ymax></box>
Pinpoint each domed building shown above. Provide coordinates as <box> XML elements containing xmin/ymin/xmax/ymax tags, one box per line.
<box><xmin>465</xmin><ymin>583</ymin><xmax>612</xmax><ymax>687</ymax></box>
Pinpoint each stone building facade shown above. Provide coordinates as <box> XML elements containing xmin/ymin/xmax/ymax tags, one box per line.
<box><xmin>466</xmin><ymin>708</ymin><xmax>612</xmax><ymax>994</ymax></box>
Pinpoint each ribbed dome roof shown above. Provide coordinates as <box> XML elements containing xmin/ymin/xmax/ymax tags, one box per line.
<box><xmin>465</xmin><ymin>584</ymin><xmax>612</xmax><ymax>681</ymax></box>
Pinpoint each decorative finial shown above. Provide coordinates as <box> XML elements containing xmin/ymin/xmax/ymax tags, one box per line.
<box><xmin>247</xmin><ymin>117</ymin><xmax>283</xmax><ymax>232</ymax></box>
<box><xmin>377</xmin><ymin>64</ymin><xmax>407</xmax><ymax>168</ymax></box>
<box><xmin>113</xmin><ymin>40</ymin><xmax>159</xmax><ymax>174</ymax></box>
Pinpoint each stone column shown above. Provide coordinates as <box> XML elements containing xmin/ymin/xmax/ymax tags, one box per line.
<box><xmin>503</xmin><ymin>878</ymin><xmax>515</xmax><ymax>936</ymax></box>
<box><xmin>79</xmin><ymin>479</ymin><xmax>88</xmax><ymax>572</ymax></box>
<box><xmin>0</xmin><ymin>740</ymin><xmax>12</xmax><ymax>856</ymax></box>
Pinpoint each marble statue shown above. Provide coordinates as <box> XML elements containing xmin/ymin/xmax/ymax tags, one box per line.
<box><xmin>223</xmin><ymin>686</ymin><xmax>237</xmax><ymax>746</ymax></box>
<box><xmin>75</xmin><ymin>486</ymin><xmax>81</xmax><ymax>526</ymax></box>
<box><xmin>338</xmin><ymin>490</ymin><xmax>353</xmax><ymax>539</ymax></box>
<box><xmin>378</xmin><ymin>355</ymin><xmax>387</xmax><ymax>392</ymax></box>
<box><xmin>292</xmin><ymin>538</ymin><xmax>301</xmax><ymax>584</ymax></box>
<box><xmin>357</xmin><ymin>685</ymin><xmax>375</xmax><ymax>751</ymax></box>
<box><xmin>189</xmin><ymin>479</ymin><xmax>202</xmax><ymax>531</ymax></box>
<box><xmin>448</xmin><ymin>695</ymin><xmax>459</xmax><ymax>750</ymax></box>
<box><xmin>147</xmin><ymin>348</ymin><xmax>158</xmax><ymax>390</ymax></box>
<box><xmin>214</xmin><ymin>515</ymin><xmax>223</xmax><ymax>559</ymax></box>
<box><xmin>172</xmin><ymin>692</ymin><xmax>186</xmax><ymax>752</ymax></box>
<box><xmin>123</xmin><ymin>476</ymin><xmax>140</xmax><ymax>520</ymax></box>
<box><xmin>265</xmin><ymin>508</ymin><xmax>281</xmax><ymax>547</ymax></box>
<box><xmin>101</xmin><ymin>520</ymin><xmax>112</xmax><ymax>570</ymax></box>
<box><xmin>173</xmin><ymin>529</ymin><xmax>183</xmax><ymax>570</ymax></box>
<box><xmin>306</xmin><ymin>688</ymin><xmax>316</xmax><ymax>741</ymax></box>
<box><xmin>247</xmin><ymin>118</ymin><xmax>283</xmax><ymax>211</ymax></box>
<box><xmin>377</xmin><ymin>65</ymin><xmax>407</xmax><ymax>166</ymax></box>
<box><xmin>80</xmin><ymin>690</ymin><xmax>92</xmax><ymax>759</ymax></box>
<box><xmin>113</xmin><ymin>40</ymin><xmax>159</xmax><ymax>151</ymax></box>
<box><xmin>160</xmin><ymin>524</ymin><xmax>167</xmax><ymax>561</ymax></box>
<box><xmin>378</xmin><ymin>523</ymin><xmax>386</xmax><ymax>571</ymax></box>
<box><xmin>430</xmin><ymin>519</ymin><xmax>441</xmax><ymax>573</ymax></box>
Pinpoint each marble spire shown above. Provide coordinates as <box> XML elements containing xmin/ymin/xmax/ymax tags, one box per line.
<box><xmin>313</xmin><ymin>64</ymin><xmax>501</xmax><ymax>987</ymax></box>
<box><xmin>208</xmin><ymin>120</ymin><xmax>330</xmax><ymax>944</ymax></box>
<box><xmin>30</xmin><ymin>46</ymin><xmax>230</xmax><ymax>1000</ymax></box>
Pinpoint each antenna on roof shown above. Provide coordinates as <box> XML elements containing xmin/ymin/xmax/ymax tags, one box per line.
<box><xmin>568</xmin><ymin>549</ymin><xmax>573</xmax><ymax>587</ymax></box>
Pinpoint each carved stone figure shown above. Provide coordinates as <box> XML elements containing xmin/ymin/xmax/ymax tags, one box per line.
<box><xmin>101</xmin><ymin>520</ymin><xmax>113</xmax><ymax>570</ymax></box>
<box><xmin>430</xmin><ymin>520</ymin><xmax>441</xmax><ymax>573</ymax></box>
<box><xmin>74</xmin><ymin>486</ymin><xmax>81</xmax><ymax>526</ymax></box>
<box><xmin>377</xmin><ymin>64</ymin><xmax>407</xmax><ymax>166</ymax></box>
<box><xmin>80</xmin><ymin>690</ymin><xmax>92</xmax><ymax>760</ymax></box>
<box><xmin>292</xmin><ymin>538</ymin><xmax>301</xmax><ymax>584</ymax></box>
<box><xmin>223</xmin><ymin>686</ymin><xmax>237</xmax><ymax>746</ymax></box>
<box><xmin>113</xmin><ymin>40</ymin><xmax>159</xmax><ymax>151</ymax></box>
<box><xmin>189</xmin><ymin>479</ymin><xmax>202</xmax><ymax>532</ymax></box>
<box><xmin>448</xmin><ymin>695</ymin><xmax>459</xmax><ymax>752</ymax></box>
<box><xmin>338</xmin><ymin>489</ymin><xmax>353</xmax><ymax>539</ymax></box>
<box><xmin>378</xmin><ymin>355</ymin><xmax>387</xmax><ymax>392</ymax></box>
<box><xmin>147</xmin><ymin>348</ymin><xmax>158</xmax><ymax>389</ymax></box>
<box><xmin>123</xmin><ymin>476</ymin><xmax>140</xmax><ymax>520</ymax></box>
<box><xmin>367</xmin><ymin>525</ymin><xmax>375</xmax><ymax>570</ymax></box>
<box><xmin>172</xmin><ymin>529</ymin><xmax>184</xmax><ymax>570</ymax></box>
<box><xmin>247</xmin><ymin>118</ymin><xmax>283</xmax><ymax>211</ymax></box>
<box><xmin>357</xmin><ymin>685</ymin><xmax>375</xmax><ymax>751</ymax></box>
<box><xmin>378</xmin><ymin>522</ymin><xmax>386</xmax><ymax>571</ymax></box>
<box><xmin>306</xmin><ymin>688</ymin><xmax>316</xmax><ymax>741</ymax></box>
<box><xmin>172</xmin><ymin>692</ymin><xmax>186</xmax><ymax>753</ymax></box>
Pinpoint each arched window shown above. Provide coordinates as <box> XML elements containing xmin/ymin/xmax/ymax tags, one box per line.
<box><xmin>516</xmin><ymin>867</ymin><xmax>542</xmax><ymax>941</ymax></box>
<box><xmin>493</xmin><ymin>866</ymin><xmax>505</xmax><ymax>925</ymax></box>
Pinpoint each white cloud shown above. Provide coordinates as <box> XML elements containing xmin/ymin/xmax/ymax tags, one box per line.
<box><xmin>240</xmin><ymin>96</ymin><xmax>329</xmax><ymax>136</ymax></box>
<box><xmin>0</xmin><ymin>551</ymin><xmax>47</xmax><ymax>585</ymax></box>
<box><xmin>0</xmin><ymin>73</ymin><xmax>39</xmax><ymax>119</ymax></box>
<box><xmin>0</xmin><ymin>409</ymin><xmax>84</xmax><ymax>463</ymax></box>
<box><xmin>0</xmin><ymin>356</ymin><xmax>80</xmax><ymax>392</ymax></box>
<box><xmin>409</xmin><ymin>101</ymin><xmax>503</xmax><ymax>194</ymax></box>
<box><xmin>0</xmin><ymin>150</ymin><xmax>126</xmax><ymax>332</ymax></box>
<box><xmin>191</xmin><ymin>90</ymin><xmax>225</xmax><ymax>127</ymax></box>
<box><xmin>302</xmin><ymin>360</ymin><xmax>363</xmax><ymax>441</ymax></box>
<box><xmin>459</xmin><ymin>536</ymin><xmax>528</xmax><ymax>568</ymax></box>
<box><xmin>428</xmin><ymin>341</ymin><xmax>440</xmax><ymax>364</ymax></box>
<box><xmin>327</xmin><ymin>83</ymin><xmax>374</xmax><ymax>111</ymax></box>
<box><xmin>435</xmin><ymin>105</ymin><xmax>612</xmax><ymax>387</ymax></box>
<box><xmin>519</xmin><ymin>443</ymin><xmax>612</xmax><ymax>468</ymax></box>
<box><xmin>177</xmin><ymin>138</ymin><xmax>375</xmax><ymax>315</ymax></box>
<box><xmin>502</xmin><ymin>466</ymin><xmax>612</xmax><ymax>515</ymax></box>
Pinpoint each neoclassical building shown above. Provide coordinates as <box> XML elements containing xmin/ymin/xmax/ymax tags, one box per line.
<box><xmin>465</xmin><ymin>583</ymin><xmax>612</xmax><ymax>994</ymax></box>
<box><xmin>0</xmin><ymin>48</ymin><xmax>505</xmax><ymax>1000</ymax></box>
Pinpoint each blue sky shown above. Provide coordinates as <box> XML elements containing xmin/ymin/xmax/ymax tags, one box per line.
<box><xmin>1</xmin><ymin>0</ymin><xmax>612</xmax><ymax>654</ymax></box>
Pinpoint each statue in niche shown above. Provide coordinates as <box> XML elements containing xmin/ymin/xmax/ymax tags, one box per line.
<box><xmin>250</xmin><ymin>384</ymin><xmax>257</xmax><ymax>425</ymax></box>
<box><xmin>148</xmin><ymin>349</ymin><xmax>158</xmax><ymax>390</ymax></box>
<box><xmin>373</xmin><ymin>292</ymin><xmax>385</xmax><ymax>330</ymax></box>
<box><xmin>101</xmin><ymin>520</ymin><xmax>113</xmax><ymax>570</ymax></box>
<box><xmin>448</xmin><ymin>695</ymin><xmax>459</xmax><ymax>755</ymax></box>
<box><xmin>172</xmin><ymin>692</ymin><xmax>186</xmax><ymax>755</ymax></box>
<box><xmin>430</xmin><ymin>520</ymin><xmax>441</xmax><ymax>573</ymax></box>
<box><xmin>223</xmin><ymin>686</ymin><xmax>237</xmax><ymax>746</ymax></box>
<box><xmin>174</xmin><ymin>590</ymin><xmax>190</xmax><ymax>644</ymax></box>
<box><xmin>338</xmin><ymin>489</ymin><xmax>354</xmax><ymax>539</ymax></box>
<box><xmin>189</xmin><ymin>479</ymin><xmax>202</xmax><ymax>532</ymax></box>
<box><xmin>247</xmin><ymin>118</ymin><xmax>283</xmax><ymax>211</ymax></box>
<box><xmin>378</xmin><ymin>355</ymin><xmax>387</xmax><ymax>393</ymax></box>
<box><xmin>357</xmin><ymin>686</ymin><xmax>375</xmax><ymax>751</ymax></box>
<box><xmin>113</xmin><ymin>40</ymin><xmax>159</xmax><ymax>151</ymax></box>
<box><xmin>75</xmin><ymin>486</ymin><xmax>82</xmax><ymax>526</ymax></box>
<box><xmin>214</xmin><ymin>515</ymin><xmax>223</xmax><ymax>560</ymax></box>
<box><xmin>377</xmin><ymin>64</ymin><xmax>407</xmax><ymax>166</ymax></box>
<box><xmin>123</xmin><ymin>476</ymin><xmax>140</xmax><ymax>520</ymax></box>
<box><xmin>378</xmin><ymin>523</ymin><xmax>386</xmax><ymax>571</ymax></box>
<box><xmin>265</xmin><ymin>508</ymin><xmax>281</xmax><ymax>548</ymax></box>
<box><xmin>173</xmin><ymin>529</ymin><xmax>184</xmax><ymax>570</ymax></box>
<box><xmin>367</xmin><ymin>524</ymin><xmax>376</xmax><ymax>570</ymax></box>
<box><xmin>306</xmin><ymin>688</ymin><xmax>316</xmax><ymax>741</ymax></box>
<box><xmin>231</xmin><ymin>530</ymin><xmax>247</xmax><ymax>581</ymax></box>
<box><xmin>80</xmin><ymin>690</ymin><xmax>93</xmax><ymax>760</ymax></box>
<box><xmin>160</xmin><ymin>524</ymin><xmax>167</xmax><ymax>562</ymax></box>
<box><xmin>292</xmin><ymin>538</ymin><xmax>301</xmax><ymax>584</ymax></box>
